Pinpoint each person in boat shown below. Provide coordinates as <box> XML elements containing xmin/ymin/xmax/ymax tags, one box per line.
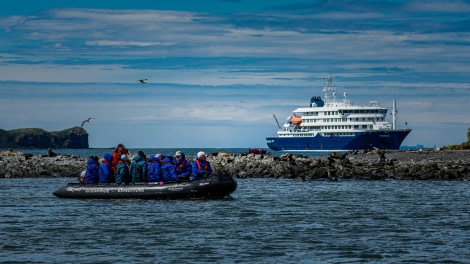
<box><xmin>111</xmin><ymin>143</ymin><xmax>129</xmax><ymax>174</ymax></box>
<box><xmin>147</xmin><ymin>154</ymin><xmax>163</xmax><ymax>183</ymax></box>
<box><xmin>115</xmin><ymin>154</ymin><xmax>130</xmax><ymax>185</ymax></box>
<box><xmin>83</xmin><ymin>155</ymin><xmax>99</xmax><ymax>184</ymax></box>
<box><xmin>191</xmin><ymin>151</ymin><xmax>213</xmax><ymax>180</ymax></box>
<box><xmin>99</xmin><ymin>153</ymin><xmax>114</xmax><ymax>183</ymax></box>
<box><xmin>161</xmin><ymin>156</ymin><xmax>178</xmax><ymax>182</ymax></box>
<box><xmin>129</xmin><ymin>151</ymin><xmax>148</xmax><ymax>184</ymax></box>
<box><xmin>174</xmin><ymin>151</ymin><xmax>192</xmax><ymax>180</ymax></box>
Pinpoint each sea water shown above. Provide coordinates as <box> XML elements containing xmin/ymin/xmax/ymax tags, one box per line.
<box><xmin>1</xmin><ymin>177</ymin><xmax>470</xmax><ymax>263</ymax></box>
<box><xmin>1</xmin><ymin>148</ymin><xmax>470</xmax><ymax>263</ymax></box>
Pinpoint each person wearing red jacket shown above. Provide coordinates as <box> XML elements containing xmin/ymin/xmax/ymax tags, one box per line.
<box><xmin>111</xmin><ymin>143</ymin><xmax>128</xmax><ymax>174</ymax></box>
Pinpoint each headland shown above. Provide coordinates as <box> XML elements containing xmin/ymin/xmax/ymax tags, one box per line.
<box><xmin>0</xmin><ymin>127</ymin><xmax>88</xmax><ymax>149</ymax></box>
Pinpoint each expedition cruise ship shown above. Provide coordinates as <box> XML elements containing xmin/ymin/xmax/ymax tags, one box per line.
<box><xmin>266</xmin><ymin>75</ymin><xmax>411</xmax><ymax>152</ymax></box>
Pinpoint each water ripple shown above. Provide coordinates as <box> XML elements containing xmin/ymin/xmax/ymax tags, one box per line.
<box><xmin>1</xmin><ymin>178</ymin><xmax>469</xmax><ymax>263</ymax></box>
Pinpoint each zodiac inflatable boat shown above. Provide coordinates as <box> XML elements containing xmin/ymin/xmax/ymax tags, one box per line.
<box><xmin>53</xmin><ymin>175</ymin><xmax>237</xmax><ymax>199</ymax></box>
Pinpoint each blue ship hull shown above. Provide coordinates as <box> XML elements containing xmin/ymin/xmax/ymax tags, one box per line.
<box><xmin>266</xmin><ymin>129</ymin><xmax>411</xmax><ymax>151</ymax></box>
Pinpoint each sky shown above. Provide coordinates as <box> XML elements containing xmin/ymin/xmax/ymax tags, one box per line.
<box><xmin>1</xmin><ymin>0</ymin><xmax>469</xmax><ymax>148</ymax></box>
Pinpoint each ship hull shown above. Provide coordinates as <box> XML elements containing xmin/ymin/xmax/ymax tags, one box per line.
<box><xmin>266</xmin><ymin>129</ymin><xmax>411</xmax><ymax>151</ymax></box>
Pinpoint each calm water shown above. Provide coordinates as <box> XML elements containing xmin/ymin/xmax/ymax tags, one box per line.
<box><xmin>1</xmin><ymin>178</ymin><xmax>469</xmax><ymax>263</ymax></box>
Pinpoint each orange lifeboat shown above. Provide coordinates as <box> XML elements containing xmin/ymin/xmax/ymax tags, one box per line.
<box><xmin>291</xmin><ymin>114</ymin><xmax>302</xmax><ymax>125</ymax></box>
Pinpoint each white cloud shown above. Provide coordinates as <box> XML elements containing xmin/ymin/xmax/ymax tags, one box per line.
<box><xmin>85</xmin><ymin>40</ymin><xmax>174</xmax><ymax>47</ymax></box>
<box><xmin>405</xmin><ymin>1</ymin><xmax>470</xmax><ymax>13</ymax></box>
<box><xmin>1</xmin><ymin>5</ymin><xmax>470</xmax><ymax>147</ymax></box>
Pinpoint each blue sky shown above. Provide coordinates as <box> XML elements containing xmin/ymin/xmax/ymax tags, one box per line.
<box><xmin>1</xmin><ymin>0</ymin><xmax>469</xmax><ymax>148</ymax></box>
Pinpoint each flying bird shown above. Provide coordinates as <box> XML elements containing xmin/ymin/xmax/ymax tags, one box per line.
<box><xmin>138</xmin><ymin>78</ymin><xmax>148</xmax><ymax>83</ymax></box>
<box><xmin>81</xmin><ymin>117</ymin><xmax>94</xmax><ymax>127</ymax></box>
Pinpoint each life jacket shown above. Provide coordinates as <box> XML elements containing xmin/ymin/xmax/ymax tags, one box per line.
<box><xmin>102</xmin><ymin>159</ymin><xmax>111</xmax><ymax>166</ymax></box>
<box><xmin>161</xmin><ymin>159</ymin><xmax>173</xmax><ymax>171</ymax></box>
<box><xmin>195</xmin><ymin>159</ymin><xmax>208</xmax><ymax>170</ymax></box>
<box><xmin>112</xmin><ymin>148</ymin><xmax>129</xmax><ymax>166</ymax></box>
<box><xmin>175</xmin><ymin>159</ymin><xmax>186</xmax><ymax>168</ymax></box>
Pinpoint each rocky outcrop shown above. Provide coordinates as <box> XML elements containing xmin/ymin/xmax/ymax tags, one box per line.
<box><xmin>1</xmin><ymin>149</ymin><xmax>470</xmax><ymax>180</ymax></box>
<box><xmin>0</xmin><ymin>127</ymin><xmax>88</xmax><ymax>149</ymax></box>
<box><xmin>0</xmin><ymin>151</ymin><xmax>86</xmax><ymax>178</ymax></box>
<box><xmin>209</xmin><ymin>150</ymin><xmax>470</xmax><ymax>181</ymax></box>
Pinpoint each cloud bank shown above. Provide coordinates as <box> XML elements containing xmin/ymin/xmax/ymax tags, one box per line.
<box><xmin>0</xmin><ymin>1</ymin><xmax>469</xmax><ymax>148</ymax></box>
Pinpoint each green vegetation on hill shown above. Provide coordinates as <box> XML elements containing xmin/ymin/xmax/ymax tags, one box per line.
<box><xmin>0</xmin><ymin>126</ymin><xmax>88</xmax><ymax>149</ymax></box>
<box><xmin>442</xmin><ymin>128</ymin><xmax>470</xmax><ymax>150</ymax></box>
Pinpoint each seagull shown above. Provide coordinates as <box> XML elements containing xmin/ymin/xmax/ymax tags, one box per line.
<box><xmin>138</xmin><ymin>78</ymin><xmax>148</xmax><ymax>83</ymax></box>
<box><xmin>81</xmin><ymin>117</ymin><xmax>94</xmax><ymax>127</ymax></box>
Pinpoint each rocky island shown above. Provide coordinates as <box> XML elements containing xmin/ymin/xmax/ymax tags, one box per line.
<box><xmin>1</xmin><ymin>149</ymin><xmax>470</xmax><ymax>181</ymax></box>
<box><xmin>0</xmin><ymin>127</ymin><xmax>88</xmax><ymax>149</ymax></box>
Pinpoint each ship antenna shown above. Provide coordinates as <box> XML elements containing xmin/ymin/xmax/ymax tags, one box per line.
<box><xmin>325</xmin><ymin>74</ymin><xmax>335</xmax><ymax>103</ymax></box>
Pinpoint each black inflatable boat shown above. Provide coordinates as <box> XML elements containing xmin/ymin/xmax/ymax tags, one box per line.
<box><xmin>53</xmin><ymin>175</ymin><xmax>237</xmax><ymax>199</ymax></box>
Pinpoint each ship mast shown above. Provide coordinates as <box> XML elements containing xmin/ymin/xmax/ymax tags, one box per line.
<box><xmin>392</xmin><ymin>99</ymin><xmax>397</xmax><ymax>130</ymax></box>
<box><xmin>323</xmin><ymin>74</ymin><xmax>336</xmax><ymax>103</ymax></box>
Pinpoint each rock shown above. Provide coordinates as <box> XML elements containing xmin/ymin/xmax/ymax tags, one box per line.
<box><xmin>1</xmin><ymin>150</ymin><xmax>470</xmax><ymax>181</ymax></box>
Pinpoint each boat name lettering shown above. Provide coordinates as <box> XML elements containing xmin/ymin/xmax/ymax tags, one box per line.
<box><xmin>71</xmin><ymin>187</ymin><xmax>145</xmax><ymax>193</ymax></box>
<box><xmin>168</xmin><ymin>187</ymin><xmax>183</xmax><ymax>191</ymax></box>
<box><xmin>84</xmin><ymin>188</ymin><xmax>110</xmax><ymax>194</ymax></box>
<box><xmin>199</xmin><ymin>182</ymin><xmax>209</xmax><ymax>186</ymax></box>
<box><xmin>117</xmin><ymin>188</ymin><xmax>145</xmax><ymax>193</ymax></box>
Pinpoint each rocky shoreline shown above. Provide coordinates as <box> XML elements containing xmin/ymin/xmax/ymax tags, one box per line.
<box><xmin>1</xmin><ymin>150</ymin><xmax>470</xmax><ymax>181</ymax></box>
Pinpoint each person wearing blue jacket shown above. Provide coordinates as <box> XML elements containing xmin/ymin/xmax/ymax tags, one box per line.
<box><xmin>161</xmin><ymin>156</ymin><xmax>178</xmax><ymax>182</ymax></box>
<box><xmin>115</xmin><ymin>154</ymin><xmax>130</xmax><ymax>184</ymax></box>
<box><xmin>129</xmin><ymin>151</ymin><xmax>148</xmax><ymax>184</ymax></box>
<box><xmin>174</xmin><ymin>151</ymin><xmax>192</xmax><ymax>180</ymax></box>
<box><xmin>147</xmin><ymin>154</ymin><xmax>162</xmax><ymax>182</ymax></box>
<box><xmin>191</xmin><ymin>151</ymin><xmax>212</xmax><ymax>180</ymax></box>
<box><xmin>99</xmin><ymin>153</ymin><xmax>114</xmax><ymax>183</ymax></box>
<box><xmin>84</xmin><ymin>156</ymin><xmax>99</xmax><ymax>183</ymax></box>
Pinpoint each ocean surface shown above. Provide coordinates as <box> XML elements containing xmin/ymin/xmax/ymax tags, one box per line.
<box><xmin>1</xmin><ymin>149</ymin><xmax>470</xmax><ymax>263</ymax></box>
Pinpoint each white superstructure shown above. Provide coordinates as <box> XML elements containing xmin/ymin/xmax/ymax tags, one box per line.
<box><xmin>277</xmin><ymin>75</ymin><xmax>396</xmax><ymax>138</ymax></box>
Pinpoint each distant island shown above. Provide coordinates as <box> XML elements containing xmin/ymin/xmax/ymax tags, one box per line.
<box><xmin>0</xmin><ymin>126</ymin><xmax>88</xmax><ymax>149</ymax></box>
<box><xmin>442</xmin><ymin>127</ymin><xmax>470</xmax><ymax>150</ymax></box>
